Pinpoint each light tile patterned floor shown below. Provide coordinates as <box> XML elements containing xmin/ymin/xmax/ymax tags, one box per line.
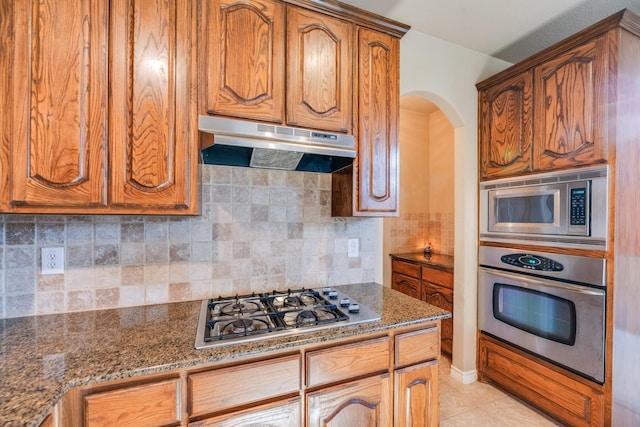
<box><xmin>439</xmin><ymin>357</ymin><xmax>564</xmax><ymax>426</ymax></box>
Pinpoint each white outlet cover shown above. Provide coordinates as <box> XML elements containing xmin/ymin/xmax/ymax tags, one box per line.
<box><xmin>347</xmin><ymin>238</ymin><xmax>359</xmax><ymax>258</ymax></box>
<box><xmin>41</xmin><ymin>247</ymin><xmax>64</xmax><ymax>275</ymax></box>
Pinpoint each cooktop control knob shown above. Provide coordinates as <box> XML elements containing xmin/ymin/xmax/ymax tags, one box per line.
<box><xmin>328</xmin><ymin>290</ymin><xmax>338</xmax><ymax>299</ymax></box>
<box><xmin>340</xmin><ymin>298</ymin><xmax>350</xmax><ymax>307</ymax></box>
<box><xmin>322</xmin><ymin>287</ymin><xmax>332</xmax><ymax>294</ymax></box>
<box><xmin>348</xmin><ymin>303</ymin><xmax>360</xmax><ymax>313</ymax></box>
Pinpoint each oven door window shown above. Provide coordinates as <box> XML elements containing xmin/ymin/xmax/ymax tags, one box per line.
<box><xmin>493</xmin><ymin>283</ymin><xmax>576</xmax><ymax>345</ymax></box>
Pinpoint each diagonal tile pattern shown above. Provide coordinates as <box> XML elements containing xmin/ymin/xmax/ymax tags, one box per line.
<box><xmin>439</xmin><ymin>357</ymin><xmax>563</xmax><ymax>426</ymax></box>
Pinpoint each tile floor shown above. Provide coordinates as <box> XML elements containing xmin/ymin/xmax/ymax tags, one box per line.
<box><xmin>439</xmin><ymin>357</ymin><xmax>563</xmax><ymax>426</ymax></box>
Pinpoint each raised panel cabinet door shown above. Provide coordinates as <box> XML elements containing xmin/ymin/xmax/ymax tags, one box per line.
<box><xmin>391</xmin><ymin>273</ymin><xmax>420</xmax><ymax>299</ymax></box>
<box><xmin>394</xmin><ymin>360</ymin><xmax>439</xmax><ymax>427</ymax></box>
<box><xmin>110</xmin><ymin>0</ymin><xmax>198</xmax><ymax>213</ymax></box>
<box><xmin>422</xmin><ymin>282</ymin><xmax>453</xmax><ymax>357</ymax></box>
<box><xmin>533</xmin><ymin>35</ymin><xmax>608</xmax><ymax>171</ymax></box>
<box><xmin>286</xmin><ymin>5</ymin><xmax>353</xmax><ymax>133</ymax></box>
<box><xmin>204</xmin><ymin>0</ymin><xmax>285</xmax><ymax>123</ymax></box>
<box><xmin>8</xmin><ymin>0</ymin><xmax>108</xmax><ymax>208</ymax></box>
<box><xmin>189</xmin><ymin>397</ymin><xmax>301</xmax><ymax>427</ymax></box>
<box><xmin>478</xmin><ymin>71</ymin><xmax>533</xmax><ymax>180</ymax></box>
<box><xmin>356</xmin><ymin>27</ymin><xmax>399</xmax><ymax>215</ymax></box>
<box><xmin>307</xmin><ymin>373</ymin><xmax>392</xmax><ymax>427</ymax></box>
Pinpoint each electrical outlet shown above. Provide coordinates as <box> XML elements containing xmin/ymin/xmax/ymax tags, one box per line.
<box><xmin>347</xmin><ymin>238</ymin><xmax>359</xmax><ymax>258</ymax></box>
<box><xmin>41</xmin><ymin>247</ymin><xmax>64</xmax><ymax>275</ymax></box>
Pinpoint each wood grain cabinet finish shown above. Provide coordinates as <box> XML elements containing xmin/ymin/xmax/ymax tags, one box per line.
<box><xmin>533</xmin><ymin>35</ymin><xmax>608</xmax><ymax>171</ymax></box>
<box><xmin>189</xmin><ymin>397</ymin><xmax>301</xmax><ymax>427</ymax></box>
<box><xmin>306</xmin><ymin>372</ymin><xmax>393</xmax><ymax>427</ymax></box>
<box><xmin>203</xmin><ymin>0</ymin><xmax>285</xmax><ymax>123</ymax></box>
<box><xmin>394</xmin><ymin>361</ymin><xmax>439</xmax><ymax>427</ymax></box>
<box><xmin>4</xmin><ymin>0</ymin><xmax>109</xmax><ymax>210</ymax></box>
<box><xmin>395</xmin><ymin>327</ymin><xmax>439</xmax><ymax>368</ymax></box>
<box><xmin>84</xmin><ymin>378</ymin><xmax>180</xmax><ymax>427</ymax></box>
<box><xmin>355</xmin><ymin>27</ymin><xmax>400</xmax><ymax>215</ymax></box>
<box><xmin>479</xmin><ymin>71</ymin><xmax>533</xmax><ymax>180</ymax></box>
<box><xmin>421</xmin><ymin>278</ymin><xmax>453</xmax><ymax>358</ymax></box>
<box><xmin>1</xmin><ymin>0</ymin><xmax>198</xmax><ymax>214</ymax></box>
<box><xmin>286</xmin><ymin>6</ymin><xmax>353</xmax><ymax>133</ymax></box>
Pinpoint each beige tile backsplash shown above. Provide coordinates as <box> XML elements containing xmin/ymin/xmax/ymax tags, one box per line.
<box><xmin>0</xmin><ymin>165</ymin><xmax>379</xmax><ymax>319</ymax></box>
<box><xmin>387</xmin><ymin>211</ymin><xmax>454</xmax><ymax>256</ymax></box>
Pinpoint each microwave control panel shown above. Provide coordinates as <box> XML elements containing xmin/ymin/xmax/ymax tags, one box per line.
<box><xmin>500</xmin><ymin>254</ymin><xmax>564</xmax><ymax>272</ymax></box>
<box><xmin>570</xmin><ymin>187</ymin><xmax>587</xmax><ymax>226</ymax></box>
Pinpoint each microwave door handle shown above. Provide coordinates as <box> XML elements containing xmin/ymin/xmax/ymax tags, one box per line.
<box><xmin>478</xmin><ymin>267</ymin><xmax>605</xmax><ymax>296</ymax></box>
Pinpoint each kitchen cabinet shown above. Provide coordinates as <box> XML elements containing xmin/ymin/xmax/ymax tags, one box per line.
<box><xmin>1</xmin><ymin>0</ymin><xmax>198</xmax><ymax>214</ymax></box>
<box><xmin>54</xmin><ymin>322</ymin><xmax>441</xmax><ymax>427</ymax></box>
<box><xmin>478</xmin><ymin>71</ymin><xmax>533</xmax><ymax>180</ymax></box>
<box><xmin>391</xmin><ymin>256</ymin><xmax>454</xmax><ymax>357</ymax></box>
<box><xmin>202</xmin><ymin>0</ymin><xmax>353</xmax><ymax>133</ymax></box>
<box><xmin>477</xmin><ymin>29</ymin><xmax>609</xmax><ymax>179</ymax></box>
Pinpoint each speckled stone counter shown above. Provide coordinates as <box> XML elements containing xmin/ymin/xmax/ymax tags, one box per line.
<box><xmin>390</xmin><ymin>252</ymin><xmax>454</xmax><ymax>271</ymax></box>
<box><xmin>0</xmin><ymin>282</ymin><xmax>450</xmax><ymax>427</ymax></box>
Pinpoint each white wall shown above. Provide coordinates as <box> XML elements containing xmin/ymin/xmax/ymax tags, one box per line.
<box><xmin>399</xmin><ymin>30</ymin><xmax>511</xmax><ymax>378</ymax></box>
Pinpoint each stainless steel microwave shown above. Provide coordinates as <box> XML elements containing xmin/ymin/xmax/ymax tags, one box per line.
<box><xmin>479</xmin><ymin>165</ymin><xmax>608</xmax><ymax>249</ymax></box>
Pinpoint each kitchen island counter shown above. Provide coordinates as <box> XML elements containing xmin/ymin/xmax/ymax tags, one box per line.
<box><xmin>0</xmin><ymin>282</ymin><xmax>450</xmax><ymax>427</ymax></box>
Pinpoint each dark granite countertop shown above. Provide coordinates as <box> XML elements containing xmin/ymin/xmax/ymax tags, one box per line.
<box><xmin>0</xmin><ymin>282</ymin><xmax>450</xmax><ymax>427</ymax></box>
<box><xmin>390</xmin><ymin>252</ymin><xmax>454</xmax><ymax>271</ymax></box>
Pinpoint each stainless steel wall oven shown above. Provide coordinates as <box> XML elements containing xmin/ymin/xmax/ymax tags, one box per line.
<box><xmin>478</xmin><ymin>246</ymin><xmax>606</xmax><ymax>383</ymax></box>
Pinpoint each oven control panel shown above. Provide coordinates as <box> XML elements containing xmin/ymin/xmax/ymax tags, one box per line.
<box><xmin>500</xmin><ymin>254</ymin><xmax>564</xmax><ymax>272</ymax></box>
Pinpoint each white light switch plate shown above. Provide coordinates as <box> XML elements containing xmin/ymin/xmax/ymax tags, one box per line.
<box><xmin>348</xmin><ymin>238</ymin><xmax>359</xmax><ymax>257</ymax></box>
<box><xmin>42</xmin><ymin>247</ymin><xmax>64</xmax><ymax>275</ymax></box>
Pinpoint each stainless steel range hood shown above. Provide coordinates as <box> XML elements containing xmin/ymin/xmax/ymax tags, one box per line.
<box><xmin>199</xmin><ymin>116</ymin><xmax>356</xmax><ymax>173</ymax></box>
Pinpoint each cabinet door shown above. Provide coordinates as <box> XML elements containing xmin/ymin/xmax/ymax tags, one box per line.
<box><xmin>8</xmin><ymin>0</ymin><xmax>108</xmax><ymax>208</ymax></box>
<box><xmin>307</xmin><ymin>373</ymin><xmax>392</xmax><ymax>427</ymax></box>
<box><xmin>110</xmin><ymin>0</ymin><xmax>197</xmax><ymax>213</ymax></box>
<box><xmin>392</xmin><ymin>272</ymin><xmax>421</xmax><ymax>299</ymax></box>
<box><xmin>394</xmin><ymin>360</ymin><xmax>439</xmax><ymax>427</ymax></box>
<box><xmin>286</xmin><ymin>6</ymin><xmax>353</xmax><ymax>133</ymax></box>
<box><xmin>533</xmin><ymin>35</ymin><xmax>608</xmax><ymax>170</ymax></box>
<box><xmin>478</xmin><ymin>71</ymin><xmax>533</xmax><ymax>180</ymax></box>
<box><xmin>203</xmin><ymin>0</ymin><xmax>285</xmax><ymax>123</ymax></box>
<box><xmin>422</xmin><ymin>282</ymin><xmax>453</xmax><ymax>357</ymax></box>
<box><xmin>356</xmin><ymin>27</ymin><xmax>399</xmax><ymax>215</ymax></box>
<box><xmin>189</xmin><ymin>397</ymin><xmax>301</xmax><ymax>427</ymax></box>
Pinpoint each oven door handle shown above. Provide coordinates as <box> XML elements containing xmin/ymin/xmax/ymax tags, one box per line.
<box><xmin>478</xmin><ymin>267</ymin><xmax>606</xmax><ymax>296</ymax></box>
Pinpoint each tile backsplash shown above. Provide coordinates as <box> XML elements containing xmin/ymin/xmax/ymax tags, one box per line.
<box><xmin>387</xmin><ymin>212</ymin><xmax>454</xmax><ymax>256</ymax></box>
<box><xmin>0</xmin><ymin>165</ymin><xmax>379</xmax><ymax>319</ymax></box>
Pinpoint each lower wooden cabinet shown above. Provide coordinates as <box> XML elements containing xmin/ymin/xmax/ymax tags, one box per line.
<box><xmin>422</xmin><ymin>282</ymin><xmax>453</xmax><ymax>357</ymax></box>
<box><xmin>394</xmin><ymin>361</ymin><xmax>439</xmax><ymax>427</ymax></box>
<box><xmin>57</xmin><ymin>323</ymin><xmax>441</xmax><ymax>427</ymax></box>
<box><xmin>478</xmin><ymin>333</ymin><xmax>604</xmax><ymax>427</ymax></box>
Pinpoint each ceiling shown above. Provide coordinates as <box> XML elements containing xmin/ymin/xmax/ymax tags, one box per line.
<box><xmin>340</xmin><ymin>0</ymin><xmax>640</xmax><ymax>63</ymax></box>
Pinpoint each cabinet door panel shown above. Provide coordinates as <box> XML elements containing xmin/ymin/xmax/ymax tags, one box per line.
<box><xmin>307</xmin><ymin>373</ymin><xmax>392</xmax><ymax>427</ymax></box>
<box><xmin>204</xmin><ymin>0</ymin><xmax>284</xmax><ymax>123</ymax></box>
<box><xmin>391</xmin><ymin>273</ymin><xmax>420</xmax><ymax>299</ymax></box>
<box><xmin>479</xmin><ymin>71</ymin><xmax>533</xmax><ymax>180</ymax></box>
<box><xmin>286</xmin><ymin>6</ymin><xmax>353</xmax><ymax>133</ymax></box>
<box><xmin>9</xmin><ymin>0</ymin><xmax>108</xmax><ymax>207</ymax></box>
<box><xmin>190</xmin><ymin>397</ymin><xmax>301</xmax><ymax>427</ymax></box>
<box><xmin>394</xmin><ymin>361</ymin><xmax>439</xmax><ymax>427</ymax></box>
<box><xmin>356</xmin><ymin>28</ymin><xmax>399</xmax><ymax>214</ymax></box>
<box><xmin>422</xmin><ymin>282</ymin><xmax>453</xmax><ymax>357</ymax></box>
<box><xmin>534</xmin><ymin>35</ymin><xmax>608</xmax><ymax>170</ymax></box>
<box><xmin>110</xmin><ymin>0</ymin><xmax>197</xmax><ymax>212</ymax></box>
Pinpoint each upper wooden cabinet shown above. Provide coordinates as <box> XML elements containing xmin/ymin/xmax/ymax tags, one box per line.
<box><xmin>478</xmin><ymin>72</ymin><xmax>533</xmax><ymax>180</ymax></box>
<box><xmin>286</xmin><ymin>6</ymin><xmax>353</xmax><ymax>133</ymax></box>
<box><xmin>478</xmin><ymin>31</ymin><xmax>610</xmax><ymax>180</ymax></box>
<box><xmin>202</xmin><ymin>0</ymin><xmax>354</xmax><ymax>133</ymax></box>
<box><xmin>1</xmin><ymin>0</ymin><xmax>198</xmax><ymax>214</ymax></box>
<box><xmin>533</xmin><ymin>35</ymin><xmax>608</xmax><ymax>170</ymax></box>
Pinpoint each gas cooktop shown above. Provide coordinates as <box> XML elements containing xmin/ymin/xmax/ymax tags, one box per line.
<box><xmin>195</xmin><ymin>287</ymin><xmax>380</xmax><ymax>349</ymax></box>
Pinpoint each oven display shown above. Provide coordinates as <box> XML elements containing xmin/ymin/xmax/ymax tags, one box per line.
<box><xmin>500</xmin><ymin>254</ymin><xmax>564</xmax><ymax>272</ymax></box>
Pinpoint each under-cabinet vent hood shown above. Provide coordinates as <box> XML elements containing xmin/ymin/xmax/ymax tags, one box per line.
<box><xmin>198</xmin><ymin>116</ymin><xmax>355</xmax><ymax>173</ymax></box>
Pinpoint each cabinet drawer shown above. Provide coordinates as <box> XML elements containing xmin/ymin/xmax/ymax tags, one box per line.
<box><xmin>189</xmin><ymin>355</ymin><xmax>301</xmax><ymax>417</ymax></box>
<box><xmin>392</xmin><ymin>272</ymin><xmax>421</xmax><ymax>299</ymax></box>
<box><xmin>190</xmin><ymin>397</ymin><xmax>301</xmax><ymax>427</ymax></box>
<box><xmin>421</xmin><ymin>267</ymin><xmax>453</xmax><ymax>288</ymax></box>
<box><xmin>395</xmin><ymin>326</ymin><xmax>439</xmax><ymax>367</ymax></box>
<box><xmin>392</xmin><ymin>259</ymin><xmax>421</xmax><ymax>278</ymax></box>
<box><xmin>84</xmin><ymin>378</ymin><xmax>180</xmax><ymax>427</ymax></box>
<box><xmin>306</xmin><ymin>337</ymin><xmax>390</xmax><ymax>387</ymax></box>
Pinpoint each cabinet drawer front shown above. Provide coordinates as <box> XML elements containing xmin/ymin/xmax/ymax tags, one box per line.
<box><xmin>421</xmin><ymin>267</ymin><xmax>453</xmax><ymax>288</ymax></box>
<box><xmin>392</xmin><ymin>259</ymin><xmax>420</xmax><ymax>278</ymax></box>
<box><xmin>190</xmin><ymin>397</ymin><xmax>301</xmax><ymax>427</ymax></box>
<box><xmin>395</xmin><ymin>326</ymin><xmax>439</xmax><ymax>367</ymax></box>
<box><xmin>392</xmin><ymin>273</ymin><xmax>421</xmax><ymax>299</ymax></box>
<box><xmin>189</xmin><ymin>354</ymin><xmax>301</xmax><ymax>417</ymax></box>
<box><xmin>84</xmin><ymin>378</ymin><xmax>180</xmax><ymax>427</ymax></box>
<box><xmin>306</xmin><ymin>337</ymin><xmax>390</xmax><ymax>387</ymax></box>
